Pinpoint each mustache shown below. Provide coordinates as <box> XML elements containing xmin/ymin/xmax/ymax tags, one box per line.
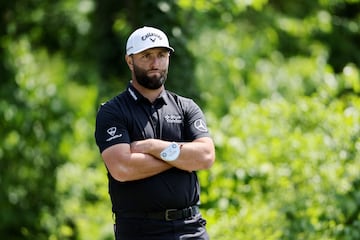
<box><xmin>147</xmin><ymin>68</ymin><xmax>166</xmax><ymax>73</ymax></box>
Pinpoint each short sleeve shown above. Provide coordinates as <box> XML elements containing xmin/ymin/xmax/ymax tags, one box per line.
<box><xmin>94</xmin><ymin>103</ymin><xmax>130</xmax><ymax>153</ymax></box>
<box><xmin>183</xmin><ymin>99</ymin><xmax>211</xmax><ymax>140</ymax></box>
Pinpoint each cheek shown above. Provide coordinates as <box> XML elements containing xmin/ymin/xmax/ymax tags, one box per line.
<box><xmin>133</xmin><ymin>61</ymin><xmax>148</xmax><ymax>70</ymax></box>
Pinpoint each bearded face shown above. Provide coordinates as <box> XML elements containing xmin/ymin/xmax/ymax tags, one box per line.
<box><xmin>133</xmin><ymin>62</ymin><xmax>168</xmax><ymax>90</ymax></box>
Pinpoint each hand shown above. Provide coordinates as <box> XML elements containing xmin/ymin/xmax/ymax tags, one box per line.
<box><xmin>130</xmin><ymin>139</ymin><xmax>173</xmax><ymax>160</ymax></box>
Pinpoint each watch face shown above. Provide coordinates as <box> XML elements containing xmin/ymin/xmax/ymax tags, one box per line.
<box><xmin>160</xmin><ymin>142</ymin><xmax>180</xmax><ymax>161</ymax></box>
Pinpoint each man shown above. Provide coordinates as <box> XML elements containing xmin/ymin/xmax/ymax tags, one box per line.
<box><xmin>95</xmin><ymin>26</ymin><xmax>215</xmax><ymax>240</ymax></box>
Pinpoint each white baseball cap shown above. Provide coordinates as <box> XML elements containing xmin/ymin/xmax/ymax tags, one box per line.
<box><xmin>126</xmin><ymin>26</ymin><xmax>174</xmax><ymax>55</ymax></box>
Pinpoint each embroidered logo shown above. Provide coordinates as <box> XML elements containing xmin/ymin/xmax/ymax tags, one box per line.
<box><xmin>194</xmin><ymin>119</ymin><xmax>208</xmax><ymax>132</ymax></box>
<box><xmin>164</xmin><ymin>114</ymin><xmax>182</xmax><ymax>123</ymax></box>
<box><xmin>142</xmin><ymin>32</ymin><xmax>163</xmax><ymax>42</ymax></box>
<box><xmin>106</xmin><ymin>127</ymin><xmax>122</xmax><ymax>142</ymax></box>
<box><xmin>107</xmin><ymin>127</ymin><xmax>117</xmax><ymax>136</ymax></box>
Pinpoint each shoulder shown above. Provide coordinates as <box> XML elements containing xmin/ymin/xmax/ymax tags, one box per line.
<box><xmin>98</xmin><ymin>91</ymin><xmax>129</xmax><ymax>111</ymax></box>
<box><xmin>164</xmin><ymin>91</ymin><xmax>204</xmax><ymax>119</ymax></box>
<box><xmin>165</xmin><ymin>90</ymin><xmax>196</xmax><ymax>106</ymax></box>
<box><xmin>96</xmin><ymin>91</ymin><xmax>132</xmax><ymax>120</ymax></box>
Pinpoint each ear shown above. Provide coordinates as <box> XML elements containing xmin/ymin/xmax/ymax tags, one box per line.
<box><xmin>125</xmin><ymin>55</ymin><xmax>133</xmax><ymax>71</ymax></box>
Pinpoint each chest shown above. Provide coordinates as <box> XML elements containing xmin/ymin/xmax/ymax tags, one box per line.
<box><xmin>127</xmin><ymin>102</ymin><xmax>186</xmax><ymax>141</ymax></box>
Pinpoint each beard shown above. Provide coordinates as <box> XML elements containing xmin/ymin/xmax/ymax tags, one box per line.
<box><xmin>133</xmin><ymin>63</ymin><xmax>168</xmax><ymax>90</ymax></box>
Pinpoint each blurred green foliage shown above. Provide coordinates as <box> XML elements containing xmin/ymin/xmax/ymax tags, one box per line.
<box><xmin>1</xmin><ymin>0</ymin><xmax>359</xmax><ymax>239</ymax></box>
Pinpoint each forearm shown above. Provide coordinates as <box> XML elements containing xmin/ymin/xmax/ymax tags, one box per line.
<box><xmin>124</xmin><ymin>152</ymin><xmax>173</xmax><ymax>180</ymax></box>
<box><xmin>131</xmin><ymin>137</ymin><xmax>215</xmax><ymax>171</ymax></box>
<box><xmin>167</xmin><ymin>141</ymin><xmax>214</xmax><ymax>171</ymax></box>
<box><xmin>102</xmin><ymin>144</ymin><xmax>172</xmax><ymax>182</ymax></box>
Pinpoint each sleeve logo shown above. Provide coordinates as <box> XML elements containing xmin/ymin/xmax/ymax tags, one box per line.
<box><xmin>106</xmin><ymin>127</ymin><xmax>122</xmax><ymax>142</ymax></box>
<box><xmin>194</xmin><ymin>119</ymin><xmax>208</xmax><ymax>132</ymax></box>
<box><xmin>107</xmin><ymin>127</ymin><xmax>117</xmax><ymax>136</ymax></box>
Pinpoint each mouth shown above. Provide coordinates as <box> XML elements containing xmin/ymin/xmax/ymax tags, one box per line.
<box><xmin>147</xmin><ymin>70</ymin><xmax>163</xmax><ymax>77</ymax></box>
<box><xmin>148</xmin><ymin>69</ymin><xmax>161</xmax><ymax>74</ymax></box>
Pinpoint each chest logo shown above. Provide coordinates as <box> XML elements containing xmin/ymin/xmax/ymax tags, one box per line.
<box><xmin>164</xmin><ymin>114</ymin><xmax>182</xmax><ymax>123</ymax></box>
<box><xmin>194</xmin><ymin>119</ymin><xmax>208</xmax><ymax>132</ymax></box>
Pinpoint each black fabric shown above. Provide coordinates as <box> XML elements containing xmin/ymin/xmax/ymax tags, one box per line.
<box><xmin>95</xmin><ymin>83</ymin><xmax>210</xmax><ymax>152</ymax></box>
<box><xmin>115</xmin><ymin>205</ymin><xmax>199</xmax><ymax>221</ymax></box>
<box><xmin>114</xmin><ymin>214</ymin><xmax>209</xmax><ymax>240</ymax></box>
<box><xmin>94</xmin><ymin>83</ymin><xmax>210</xmax><ymax>212</ymax></box>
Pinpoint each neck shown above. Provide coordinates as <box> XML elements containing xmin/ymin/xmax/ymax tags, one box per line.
<box><xmin>131</xmin><ymin>80</ymin><xmax>164</xmax><ymax>103</ymax></box>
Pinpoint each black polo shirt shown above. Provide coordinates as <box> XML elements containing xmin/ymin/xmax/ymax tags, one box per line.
<box><xmin>95</xmin><ymin>83</ymin><xmax>210</xmax><ymax>213</ymax></box>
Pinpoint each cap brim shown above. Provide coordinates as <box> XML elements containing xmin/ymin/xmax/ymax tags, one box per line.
<box><xmin>128</xmin><ymin>46</ymin><xmax>174</xmax><ymax>55</ymax></box>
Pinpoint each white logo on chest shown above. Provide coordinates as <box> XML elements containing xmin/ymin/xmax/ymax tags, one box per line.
<box><xmin>164</xmin><ymin>114</ymin><xmax>182</xmax><ymax>123</ymax></box>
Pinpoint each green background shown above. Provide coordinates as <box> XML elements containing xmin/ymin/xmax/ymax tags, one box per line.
<box><xmin>1</xmin><ymin>0</ymin><xmax>360</xmax><ymax>239</ymax></box>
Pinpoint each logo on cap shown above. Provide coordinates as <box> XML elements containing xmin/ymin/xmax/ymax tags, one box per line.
<box><xmin>142</xmin><ymin>32</ymin><xmax>163</xmax><ymax>42</ymax></box>
<box><xmin>126</xmin><ymin>26</ymin><xmax>174</xmax><ymax>55</ymax></box>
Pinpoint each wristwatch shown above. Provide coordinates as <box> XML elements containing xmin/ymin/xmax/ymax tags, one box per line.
<box><xmin>160</xmin><ymin>142</ymin><xmax>181</xmax><ymax>161</ymax></box>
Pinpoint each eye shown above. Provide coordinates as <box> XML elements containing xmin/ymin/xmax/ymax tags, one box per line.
<box><xmin>139</xmin><ymin>51</ymin><xmax>169</xmax><ymax>62</ymax></box>
<box><xmin>142</xmin><ymin>53</ymin><xmax>152</xmax><ymax>60</ymax></box>
<box><xmin>158</xmin><ymin>52</ymin><xmax>167</xmax><ymax>58</ymax></box>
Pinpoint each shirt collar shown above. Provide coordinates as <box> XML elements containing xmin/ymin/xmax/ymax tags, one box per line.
<box><xmin>127</xmin><ymin>82</ymin><xmax>168</xmax><ymax>105</ymax></box>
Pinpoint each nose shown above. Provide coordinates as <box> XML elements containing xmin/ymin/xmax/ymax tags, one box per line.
<box><xmin>149</xmin><ymin>56</ymin><xmax>162</xmax><ymax>68</ymax></box>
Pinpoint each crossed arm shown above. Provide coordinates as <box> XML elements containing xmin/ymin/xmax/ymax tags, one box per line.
<box><xmin>101</xmin><ymin>137</ymin><xmax>215</xmax><ymax>182</ymax></box>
